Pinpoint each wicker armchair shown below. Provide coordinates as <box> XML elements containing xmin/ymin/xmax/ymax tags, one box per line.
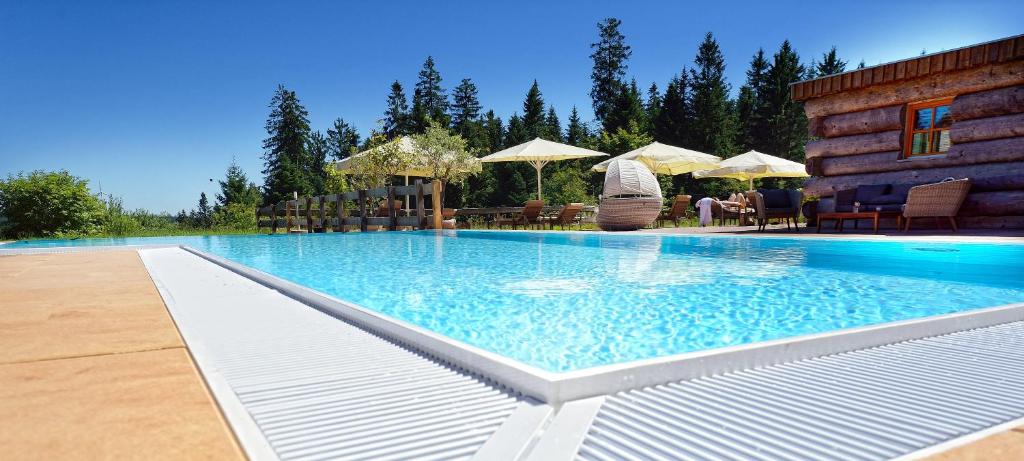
<box><xmin>902</xmin><ymin>178</ymin><xmax>971</xmax><ymax>232</ymax></box>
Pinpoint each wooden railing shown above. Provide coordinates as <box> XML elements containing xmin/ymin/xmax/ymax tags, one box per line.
<box><xmin>256</xmin><ymin>180</ymin><xmax>442</xmax><ymax>233</ymax></box>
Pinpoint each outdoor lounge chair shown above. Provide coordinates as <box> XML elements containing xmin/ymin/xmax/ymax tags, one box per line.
<box><xmin>658</xmin><ymin>195</ymin><xmax>692</xmax><ymax>227</ymax></box>
<box><xmin>543</xmin><ymin>203</ymin><xmax>584</xmax><ymax>230</ymax></box>
<box><xmin>495</xmin><ymin>200</ymin><xmax>544</xmax><ymax>229</ymax></box>
<box><xmin>902</xmin><ymin>178</ymin><xmax>971</xmax><ymax>232</ymax></box>
<box><xmin>749</xmin><ymin>189</ymin><xmax>802</xmax><ymax>232</ymax></box>
<box><xmin>710</xmin><ymin>198</ymin><xmax>747</xmax><ymax>226</ymax></box>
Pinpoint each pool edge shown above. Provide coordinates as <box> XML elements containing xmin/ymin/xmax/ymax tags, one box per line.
<box><xmin>180</xmin><ymin>244</ymin><xmax>1024</xmax><ymax>405</ymax></box>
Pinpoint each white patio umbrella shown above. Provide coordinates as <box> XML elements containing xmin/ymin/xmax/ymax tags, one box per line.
<box><xmin>591</xmin><ymin>142</ymin><xmax>721</xmax><ymax>175</ymax></box>
<box><xmin>479</xmin><ymin>138</ymin><xmax>607</xmax><ymax>200</ymax></box>
<box><xmin>692</xmin><ymin>150</ymin><xmax>809</xmax><ymax>190</ymax></box>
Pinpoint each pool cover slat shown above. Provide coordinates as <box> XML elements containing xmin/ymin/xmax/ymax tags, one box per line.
<box><xmin>575</xmin><ymin>321</ymin><xmax>1024</xmax><ymax>461</ymax></box>
<box><xmin>140</xmin><ymin>247</ymin><xmax>525</xmax><ymax>461</ymax></box>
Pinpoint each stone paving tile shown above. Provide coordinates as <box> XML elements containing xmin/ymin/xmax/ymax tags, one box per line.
<box><xmin>0</xmin><ymin>250</ymin><xmax>243</xmax><ymax>460</ymax></box>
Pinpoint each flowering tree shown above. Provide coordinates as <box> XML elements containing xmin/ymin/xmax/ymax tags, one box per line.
<box><xmin>410</xmin><ymin>124</ymin><xmax>480</xmax><ymax>197</ymax></box>
<box><xmin>348</xmin><ymin>133</ymin><xmax>414</xmax><ymax>190</ymax></box>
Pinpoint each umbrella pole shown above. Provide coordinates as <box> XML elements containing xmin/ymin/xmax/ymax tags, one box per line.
<box><xmin>532</xmin><ymin>161</ymin><xmax>548</xmax><ymax>201</ymax></box>
<box><xmin>749</xmin><ymin>178</ymin><xmax>754</xmax><ymax>191</ymax></box>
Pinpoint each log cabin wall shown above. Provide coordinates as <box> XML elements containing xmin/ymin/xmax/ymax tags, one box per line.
<box><xmin>792</xmin><ymin>35</ymin><xmax>1024</xmax><ymax>228</ymax></box>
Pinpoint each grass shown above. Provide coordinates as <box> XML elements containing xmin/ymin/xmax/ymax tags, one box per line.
<box><xmin>12</xmin><ymin>227</ymin><xmax>258</xmax><ymax>241</ymax></box>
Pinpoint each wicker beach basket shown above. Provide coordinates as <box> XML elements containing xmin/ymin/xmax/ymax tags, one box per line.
<box><xmin>596</xmin><ymin>159</ymin><xmax>663</xmax><ymax>231</ymax></box>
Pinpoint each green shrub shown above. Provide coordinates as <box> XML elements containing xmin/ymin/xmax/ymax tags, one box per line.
<box><xmin>0</xmin><ymin>170</ymin><xmax>104</xmax><ymax>238</ymax></box>
<box><xmin>544</xmin><ymin>168</ymin><xmax>593</xmax><ymax>205</ymax></box>
<box><xmin>212</xmin><ymin>202</ymin><xmax>257</xmax><ymax>230</ymax></box>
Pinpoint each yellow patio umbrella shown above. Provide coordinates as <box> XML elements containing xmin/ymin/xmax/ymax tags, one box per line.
<box><xmin>479</xmin><ymin>138</ymin><xmax>608</xmax><ymax>200</ymax></box>
<box><xmin>591</xmin><ymin>142</ymin><xmax>721</xmax><ymax>175</ymax></box>
<box><xmin>692</xmin><ymin>150</ymin><xmax>809</xmax><ymax>190</ymax></box>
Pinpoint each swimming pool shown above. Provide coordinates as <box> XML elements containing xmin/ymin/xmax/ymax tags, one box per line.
<box><xmin>10</xmin><ymin>231</ymin><xmax>1024</xmax><ymax>372</ymax></box>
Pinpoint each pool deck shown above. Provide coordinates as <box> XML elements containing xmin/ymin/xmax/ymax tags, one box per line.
<box><xmin>2</xmin><ymin>240</ymin><xmax>1024</xmax><ymax>459</ymax></box>
<box><xmin>0</xmin><ymin>250</ymin><xmax>243</xmax><ymax>460</ymax></box>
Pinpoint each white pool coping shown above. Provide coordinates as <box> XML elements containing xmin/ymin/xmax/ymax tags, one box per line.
<box><xmin>182</xmin><ymin>244</ymin><xmax>1024</xmax><ymax>404</ymax></box>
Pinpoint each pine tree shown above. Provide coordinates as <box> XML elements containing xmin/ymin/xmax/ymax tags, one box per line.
<box><xmin>738</xmin><ymin>49</ymin><xmax>771</xmax><ymax>151</ymax></box>
<box><xmin>326</xmin><ymin>118</ymin><xmax>360</xmax><ymax>160</ymax></box>
<box><xmin>565</xmin><ymin>106</ymin><xmax>590</xmax><ymax>147</ymax></box>
<box><xmin>653</xmin><ymin>72</ymin><xmax>691</xmax><ymax>148</ymax></box>
<box><xmin>815</xmin><ymin>46</ymin><xmax>847</xmax><ymax>77</ymax></box>
<box><xmin>505</xmin><ymin>114</ymin><xmax>528</xmax><ymax>146</ymax></box>
<box><xmin>522</xmin><ymin>80</ymin><xmax>546</xmax><ymax>139</ymax></box>
<box><xmin>411</xmin><ymin>56</ymin><xmax>449</xmax><ymax>131</ymax></box>
<box><xmin>496</xmin><ymin>114</ymin><xmax>532</xmax><ymax>205</ymax></box>
<box><xmin>216</xmin><ymin>158</ymin><xmax>261</xmax><ymax>209</ymax></box>
<box><xmin>645</xmin><ymin>83</ymin><xmax>661</xmax><ymax>127</ymax></box>
<box><xmin>589</xmin><ymin>17</ymin><xmax>631</xmax><ymax>130</ymax></box>
<box><xmin>307</xmin><ymin>131</ymin><xmax>329</xmax><ymax>195</ymax></box>
<box><xmin>451</xmin><ymin>78</ymin><xmax>481</xmax><ymax>136</ymax></box>
<box><xmin>481</xmin><ymin>110</ymin><xmax>504</xmax><ymax>152</ymax></box>
<box><xmin>382</xmin><ymin>81</ymin><xmax>411</xmax><ymax>139</ymax></box>
<box><xmin>689</xmin><ymin>33</ymin><xmax>734</xmax><ymax>156</ymax></box>
<box><xmin>191</xmin><ymin>192</ymin><xmax>212</xmax><ymax>228</ymax></box>
<box><xmin>544</xmin><ymin>106</ymin><xmax>562</xmax><ymax>142</ymax></box>
<box><xmin>605</xmin><ymin>79</ymin><xmax>648</xmax><ymax>135</ymax></box>
<box><xmin>261</xmin><ymin>85</ymin><xmax>313</xmax><ymax>204</ymax></box>
<box><xmin>762</xmin><ymin>40</ymin><xmax>808</xmax><ymax>163</ymax></box>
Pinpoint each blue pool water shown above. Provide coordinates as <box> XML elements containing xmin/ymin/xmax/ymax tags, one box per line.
<box><xmin>9</xmin><ymin>231</ymin><xmax>1024</xmax><ymax>372</ymax></box>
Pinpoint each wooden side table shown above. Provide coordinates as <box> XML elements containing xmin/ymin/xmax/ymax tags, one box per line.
<box><xmin>817</xmin><ymin>211</ymin><xmax>903</xmax><ymax>234</ymax></box>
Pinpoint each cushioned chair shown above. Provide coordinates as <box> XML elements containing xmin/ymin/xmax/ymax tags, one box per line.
<box><xmin>751</xmin><ymin>189</ymin><xmax>802</xmax><ymax>232</ymax></box>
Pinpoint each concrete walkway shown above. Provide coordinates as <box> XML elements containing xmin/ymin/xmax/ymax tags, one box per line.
<box><xmin>0</xmin><ymin>250</ymin><xmax>243</xmax><ymax>459</ymax></box>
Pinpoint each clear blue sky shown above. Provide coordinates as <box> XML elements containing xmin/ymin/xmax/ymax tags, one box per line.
<box><xmin>2</xmin><ymin>0</ymin><xmax>1020</xmax><ymax>213</ymax></box>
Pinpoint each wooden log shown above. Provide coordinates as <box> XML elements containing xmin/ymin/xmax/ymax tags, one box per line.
<box><xmin>318</xmin><ymin>196</ymin><xmax>327</xmax><ymax>233</ymax></box>
<box><xmin>805</xmin><ymin>130</ymin><xmax>902</xmax><ymax>158</ymax></box>
<box><xmin>807</xmin><ymin>117</ymin><xmax>825</xmax><ymax>138</ymax></box>
<box><xmin>971</xmin><ymin>174</ymin><xmax>1024</xmax><ymax>192</ymax></box>
<box><xmin>271</xmin><ymin>204</ymin><xmax>278</xmax><ymax>234</ymax></box>
<box><xmin>950</xmin><ymin>113</ymin><xmax>1024</xmax><ymax>143</ymax></box>
<box><xmin>431</xmin><ymin>181</ymin><xmax>443</xmax><ymax>230</ymax></box>
<box><xmin>803</xmin><ymin>61</ymin><xmax>1024</xmax><ymax>118</ymax></box>
<box><xmin>386</xmin><ymin>186</ymin><xmax>397</xmax><ymax>231</ymax></box>
<box><xmin>342</xmin><ymin>193</ymin><xmax>350</xmax><ymax>232</ymax></box>
<box><xmin>816</xmin><ymin>136</ymin><xmax>1024</xmax><ymax>176</ymax></box>
<box><xmin>415</xmin><ymin>179</ymin><xmax>426</xmax><ymax>229</ymax></box>
<box><xmin>821</xmin><ymin>105</ymin><xmax>903</xmax><ymax>138</ymax></box>
<box><xmin>950</xmin><ymin>85</ymin><xmax>1024</xmax><ymax>121</ymax></box>
<box><xmin>959</xmin><ymin>215</ymin><xmax>1024</xmax><ymax>229</ymax></box>
<box><xmin>803</xmin><ymin>160</ymin><xmax>1024</xmax><ymax>197</ymax></box>
<box><xmin>358</xmin><ymin>190</ymin><xmax>367</xmax><ymax>232</ymax></box>
<box><xmin>305</xmin><ymin>197</ymin><xmax>313</xmax><ymax>233</ymax></box>
<box><xmin>817</xmin><ymin>151</ymin><xmax>901</xmax><ymax>176</ymax></box>
<box><xmin>960</xmin><ymin>190</ymin><xmax>1024</xmax><ymax>217</ymax></box>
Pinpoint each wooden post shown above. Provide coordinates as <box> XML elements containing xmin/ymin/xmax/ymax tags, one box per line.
<box><xmin>286</xmin><ymin>202</ymin><xmax>292</xmax><ymax>233</ymax></box>
<box><xmin>270</xmin><ymin>204</ymin><xmax>278</xmax><ymax>234</ymax></box>
<box><xmin>387</xmin><ymin>186</ymin><xmax>397</xmax><ymax>231</ymax></box>
<box><xmin>431</xmin><ymin>181</ymin><xmax>443</xmax><ymax>230</ymax></box>
<box><xmin>342</xmin><ymin>194</ymin><xmax>350</xmax><ymax>232</ymax></box>
<box><xmin>415</xmin><ymin>179</ymin><xmax>426</xmax><ymax>229</ymax></box>
<box><xmin>317</xmin><ymin>196</ymin><xmax>325</xmax><ymax>232</ymax></box>
<box><xmin>358</xmin><ymin>190</ymin><xmax>368</xmax><ymax>232</ymax></box>
<box><xmin>305</xmin><ymin>197</ymin><xmax>313</xmax><ymax>233</ymax></box>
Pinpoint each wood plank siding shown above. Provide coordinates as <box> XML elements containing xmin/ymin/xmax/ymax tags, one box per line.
<box><xmin>791</xmin><ymin>35</ymin><xmax>1024</xmax><ymax>102</ymax></box>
